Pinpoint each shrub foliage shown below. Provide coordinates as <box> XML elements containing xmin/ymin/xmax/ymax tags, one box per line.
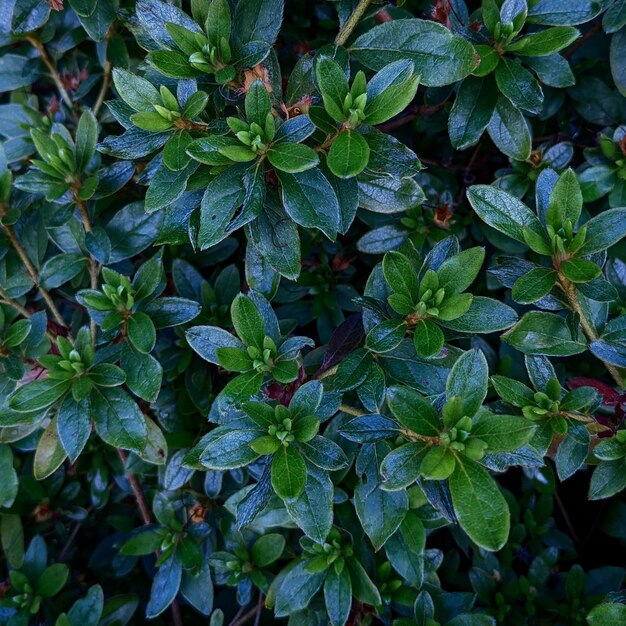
<box><xmin>0</xmin><ymin>0</ymin><xmax>625</xmax><ymax>624</ymax></box>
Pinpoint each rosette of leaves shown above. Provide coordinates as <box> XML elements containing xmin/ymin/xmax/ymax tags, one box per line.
<box><xmin>448</xmin><ymin>0</ymin><xmax>581</xmax><ymax>160</ymax></box>
<box><xmin>186</xmin><ymin>291</ymin><xmax>313</xmax><ymax>404</ymax></box>
<box><xmin>365</xmin><ymin>237</ymin><xmax>518</xmax><ymax>357</ymax></box>
<box><xmin>267</xmin><ymin>528</ymin><xmax>381</xmax><ymax>625</ymax></box>
<box><xmin>209</xmin><ymin>528</ymin><xmax>285</xmax><ymax>605</ymax></box>
<box><xmin>579</xmin><ymin>125</ymin><xmax>626</xmax><ymax>208</ymax></box>
<box><xmin>4</xmin><ymin>327</ymin><xmax>153</xmax><ymax>472</ymax></box>
<box><xmin>189</xmin><ymin>380</ymin><xmax>347</xmax><ymax>501</ymax></box>
<box><xmin>342</xmin><ymin>350</ymin><xmax>536</xmax><ymax>550</ymax></box>
<box><xmin>14</xmin><ymin>110</ymin><xmax>100</xmax><ymax>202</ymax></box>
<box><xmin>313</xmin><ymin>56</ymin><xmax>419</xmax><ymax>178</ymax></box>
<box><xmin>142</xmin><ymin>0</ymin><xmax>279</xmax><ymax>85</ymax></box>
<box><xmin>77</xmin><ymin>253</ymin><xmax>201</xmax><ymax>400</ymax></box>
<box><xmin>468</xmin><ymin>168</ymin><xmax>626</xmax><ymax>375</ymax></box>
<box><xmin>118</xmin><ymin>493</ymin><xmax>211</xmax><ymax>618</ymax></box>
<box><xmin>492</xmin><ymin>354</ymin><xmax>602</xmax><ymax>480</ymax></box>
<box><xmin>0</xmin><ymin>535</ymin><xmax>69</xmax><ymax>623</ymax></box>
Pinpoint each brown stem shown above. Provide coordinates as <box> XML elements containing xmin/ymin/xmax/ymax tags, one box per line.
<box><xmin>557</xmin><ymin>273</ymin><xmax>623</xmax><ymax>388</ymax></box>
<box><xmin>117</xmin><ymin>449</ymin><xmax>153</xmax><ymax>525</ymax></box>
<box><xmin>564</xmin><ymin>21</ymin><xmax>603</xmax><ymax>59</ymax></box>
<box><xmin>93</xmin><ymin>61</ymin><xmax>112</xmax><ymax>116</ymax></box>
<box><xmin>336</xmin><ymin>0</ymin><xmax>372</xmax><ymax>46</ymax></box>
<box><xmin>73</xmin><ymin>193</ymin><xmax>99</xmax><ymax>342</ymax></box>
<box><xmin>117</xmin><ymin>450</ymin><xmax>183</xmax><ymax>626</ymax></box>
<box><xmin>3</xmin><ymin>223</ymin><xmax>68</xmax><ymax>329</ymax></box>
<box><xmin>26</xmin><ymin>35</ymin><xmax>73</xmax><ymax>109</ymax></box>
<box><xmin>0</xmin><ymin>288</ymin><xmax>56</xmax><ymax>342</ymax></box>
<box><xmin>228</xmin><ymin>602</ymin><xmax>260</xmax><ymax>626</ymax></box>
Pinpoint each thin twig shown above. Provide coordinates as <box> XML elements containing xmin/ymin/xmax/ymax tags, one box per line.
<box><xmin>564</xmin><ymin>21</ymin><xmax>603</xmax><ymax>59</ymax></box>
<box><xmin>335</xmin><ymin>0</ymin><xmax>372</xmax><ymax>47</ymax></box>
<box><xmin>117</xmin><ymin>449</ymin><xmax>182</xmax><ymax>626</ymax></box>
<box><xmin>254</xmin><ymin>594</ymin><xmax>263</xmax><ymax>626</ymax></box>
<box><xmin>117</xmin><ymin>449</ymin><xmax>153</xmax><ymax>526</ymax></box>
<box><xmin>3</xmin><ymin>223</ymin><xmax>68</xmax><ymax>330</ymax></box>
<box><xmin>228</xmin><ymin>602</ymin><xmax>259</xmax><ymax>626</ymax></box>
<box><xmin>557</xmin><ymin>274</ymin><xmax>623</xmax><ymax>387</ymax></box>
<box><xmin>93</xmin><ymin>61</ymin><xmax>112</xmax><ymax>116</ymax></box>
<box><xmin>73</xmin><ymin>193</ymin><xmax>99</xmax><ymax>342</ymax></box>
<box><xmin>0</xmin><ymin>289</ymin><xmax>56</xmax><ymax>342</ymax></box>
<box><xmin>26</xmin><ymin>35</ymin><xmax>73</xmax><ymax>109</ymax></box>
<box><xmin>554</xmin><ymin>489</ymin><xmax>579</xmax><ymax>542</ymax></box>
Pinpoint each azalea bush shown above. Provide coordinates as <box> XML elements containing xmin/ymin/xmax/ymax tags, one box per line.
<box><xmin>1</xmin><ymin>0</ymin><xmax>626</xmax><ymax>624</ymax></box>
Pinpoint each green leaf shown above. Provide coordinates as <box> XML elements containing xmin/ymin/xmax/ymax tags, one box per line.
<box><xmin>147</xmin><ymin>50</ymin><xmax>201</xmax><ymax>78</ymax></box>
<box><xmin>351</xmin><ymin>19</ymin><xmax>479</xmax><ymax>87</ymax></box>
<box><xmin>197</xmin><ymin>164</ymin><xmax>247</xmax><ymax>250</ymax></box>
<box><xmin>324</xmin><ymin>566</ymin><xmax>352</xmax><ymax>626</ymax></box>
<box><xmin>75</xmin><ymin>109</ymin><xmax>98</xmax><ymax>173</ymax></box>
<box><xmin>163</xmin><ymin>131</ymin><xmax>192</xmax><ymax>171</ymax></box>
<box><xmin>267</xmin><ymin>142</ymin><xmax>319</xmax><ymax>173</ymax></box>
<box><xmin>9</xmin><ymin>379</ymin><xmax>70</xmax><ymax>413</ymax></box>
<box><xmin>421</xmin><ymin>446</ymin><xmax>456</xmax><ymax>480</ymax></box>
<box><xmin>507</xmin><ymin>26</ymin><xmax>580</xmax><ymax>56</ymax></box>
<box><xmin>546</xmin><ymin>168</ymin><xmax>582</xmax><ymax>229</ymax></box>
<box><xmin>503</xmin><ymin>311</ymin><xmax>587</xmax><ymax>356</ymax></box>
<box><xmin>589</xmin><ymin>458</ymin><xmax>626</xmax><ymax>500</ymax></box>
<box><xmin>467</xmin><ymin>185</ymin><xmax>546</xmax><ymax>244</ymax></box>
<box><xmin>57</xmin><ymin>396</ymin><xmax>91</xmax><ymax>463</ymax></box>
<box><xmin>495</xmin><ymin>58</ymin><xmax>544</xmax><ymax>114</ymax></box>
<box><xmin>245</xmin><ymin>80</ymin><xmax>271</xmax><ymax>126</ymax></box>
<box><xmin>127</xmin><ymin>312</ymin><xmax>156</xmax><ymax>354</ymax></box>
<box><xmin>315</xmin><ymin>56</ymin><xmax>348</xmax><ymax>122</ymax></box>
<box><xmin>199</xmin><ymin>423</ymin><xmax>261</xmax><ymax>469</ymax></box>
<box><xmin>437</xmin><ymin>247</ymin><xmax>485</xmax><ymax>294</ymax></box>
<box><xmin>587</xmin><ymin>603</ymin><xmax>626</xmax><ymax>625</ymax></box>
<box><xmin>512</xmin><ymin>268</ymin><xmax>556</xmax><ymax>303</ymax></box>
<box><xmin>112</xmin><ymin>68</ymin><xmax>160</xmax><ymax>112</ymax></box>
<box><xmin>91</xmin><ymin>387</ymin><xmax>147</xmax><ymax>453</ymax></box>
<box><xmin>387</xmin><ymin>386</ymin><xmax>439</xmax><ymax>436</ymax></box>
<box><xmin>34</xmin><ymin>417</ymin><xmax>67</xmax><ymax>480</ymax></box>
<box><xmin>271</xmin><ymin>445</ymin><xmax>307</xmax><ymax>499</ymax></box>
<box><xmin>231</xmin><ymin>293</ymin><xmax>265</xmax><ymax>350</ymax></box>
<box><xmin>447</xmin><ymin>349</ymin><xmax>488</xmax><ymax>418</ymax></box>
<box><xmin>560</xmin><ymin>258</ymin><xmax>601</xmax><ymax>283</ymax></box>
<box><xmin>449</xmin><ymin>75</ymin><xmax>498</xmax><ymax>150</ymax></box>
<box><xmin>37</xmin><ymin>563</ymin><xmax>69</xmax><ymax>598</ymax></box>
<box><xmin>449</xmin><ymin>457</ymin><xmax>510</xmax><ymax>551</ymax></box>
<box><xmin>251</xmin><ymin>533</ymin><xmax>285</xmax><ymax>567</ymax></box>
<box><xmin>487</xmin><ymin>95</ymin><xmax>532</xmax><ymax>161</ymax></box>
<box><xmin>277</xmin><ymin>169</ymin><xmax>340</xmax><ymax>239</ymax></box>
<box><xmin>383</xmin><ymin>251</ymin><xmax>418</xmax><ymax>301</ymax></box>
<box><xmin>366</xmin><ymin>319</ymin><xmax>407</xmax><ymax>353</ymax></box>
<box><xmin>206</xmin><ymin>0</ymin><xmax>231</xmax><ymax>47</ymax></box>
<box><xmin>363</xmin><ymin>60</ymin><xmax>420</xmax><ymax>125</ymax></box>
<box><xmin>380</xmin><ymin>442</ymin><xmax>428</xmax><ymax>490</ymax></box>
<box><xmin>472</xmin><ymin>412</ymin><xmax>536</xmax><ymax>452</ymax></box>
<box><xmin>413</xmin><ymin>318</ymin><xmax>444</xmax><ymax>358</ymax></box>
<box><xmin>0</xmin><ymin>446</ymin><xmax>18</xmax><ymax>508</ymax></box>
<box><xmin>130</xmin><ymin>111</ymin><xmax>173</xmax><ymax>132</ymax></box>
<box><xmin>578</xmin><ymin>208</ymin><xmax>626</xmax><ymax>255</ymax></box>
<box><xmin>88</xmin><ymin>364</ymin><xmax>126</xmax><ymax>388</ymax></box>
<box><xmin>327</xmin><ymin>130</ymin><xmax>370</xmax><ymax>179</ymax></box>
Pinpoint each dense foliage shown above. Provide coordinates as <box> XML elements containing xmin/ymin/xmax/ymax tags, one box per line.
<box><xmin>0</xmin><ymin>0</ymin><xmax>626</xmax><ymax>624</ymax></box>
